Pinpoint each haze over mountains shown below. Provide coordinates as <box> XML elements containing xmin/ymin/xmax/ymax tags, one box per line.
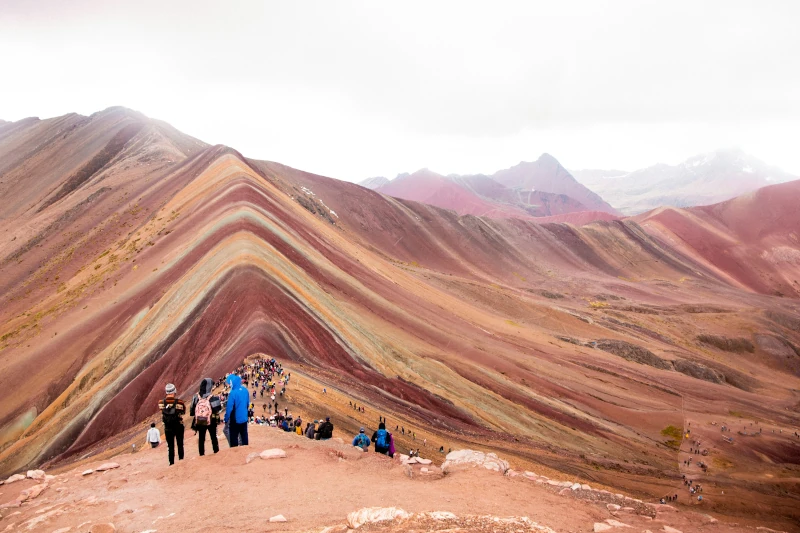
<box><xmin>574</xmin><ymin>149</ymin><xmax>798</xmax><ymax>215</ymax></box>
<box><xmin>1</xmin><ymin>108</ymin><xmax>800</xmax><ymax>529</ymax></box>
<box><xmin>365</xmin><ymin>149</ymin><xmax>797</xmax><ymax>221</ymax></box>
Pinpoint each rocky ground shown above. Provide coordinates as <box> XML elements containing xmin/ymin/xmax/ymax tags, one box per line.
<box><xmin>0</xmin><ymin>426</ymin><xmax>792</xmax><ymax>533</ymax></box>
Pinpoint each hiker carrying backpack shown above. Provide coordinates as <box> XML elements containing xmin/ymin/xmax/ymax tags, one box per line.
<box><xmin>371</xmin><ymin>422</ymin><xmax>391</xmax><ymax>455</ymax></box>
<box><xmin>190</xmin><ymin>378</ymin><xmax>222</xmax><ymax>456</ymax></box>
<box><xmin>352</xmin><ymin>428</ymin><xmax>370</xmax><ymax>450</ymax></box>
<box><xmin>157</xmin><ymin>383</ymin><xmax>186</xmax><ymax>465</ymax></box>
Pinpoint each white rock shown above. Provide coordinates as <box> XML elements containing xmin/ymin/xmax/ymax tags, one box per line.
<box><xmin>570</xmin><ymin>482</ymin><xmax>582</xmax><ymax>490</ymax></box>
<box><xmin>441</xmin><ymin>449</ymin><xmax>509</xmax><ymax>474</ymax></box>
<box><xmin>95</xmin><ymin>463</ymin><xmax>120</xmax><ymax>471</ymax></box>
<box><xmin>260</xmin><ymin>448</ymin><xmax>287</xmax><ymax>460</ymax></box>
<box><xmin>424</xmin><ymin>511</ymin><xmax>457</xmax><ymax>520</ymax></box>
<box><xmin>5</xmin><ymin>474</ymin><xmax>25</xmax><ymax>484</ymax></box>
<box><xmin>420</xmin><ymin>467</ymin><xmax>429</xmax><ymax>473</ymax></box>
<box><xmin>524</xmin><ymin>470</ymin><xmax>538</xmax><ymax>477</ymax></box>
<box><xmin>26</xmin><ymin>470</ymin><xmax>46</xmax><ymax>480</ymax></box>
<box><xmin>346</xmin><ymin>507</ymin><xmax>410</xmax><ymax>529</ymax></box>
<box><xmin>245</xmin><ymin>452</ymin><xmax>260</xmax><ymax>464</ymax></box>
<box><xmin>416</xmin><ymin>458</ymin><xmax>432</xmax><ymax>465</ymax></box>
<box><xmin>594</xmin><ymin>523</ymin><xmax>613</xmax><ymax>532</ymax></box>
<box><xmin>82</xmin><ymin>470</ymin><xmax>94</xmax><ymax>476</ymax></box>
<box><xmin>269</xmin><ymin>515</ymin><xmax>287</xmax><ymax>522</ymax></box>
<box><xmin>607</xmin><ymin>504</ymin><xmax>621</xmax><ymax>511</ymax></box>
<box><xmin>581</xmin><ymin>484</ymin><xmax>592</xmax><ymax>491</ymax></box>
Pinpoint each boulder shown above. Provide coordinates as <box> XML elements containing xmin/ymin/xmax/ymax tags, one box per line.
<box><xmin>5</xmin><ymin>474</ymin><xmax>25</xmax><ymax>484</ymax></box>
<box><xmin>570</xmin><ymin>482</ymin><xmax>582</xmax><ymax>491</ymax></box>
<box><xmin>607</xmin><ymin>504</ymin><xmax>621</xmax><ymax>512</ymax></box>
<box><xmin>96</xmin><ymin>463</ymin><xmax>120</xmax><ymax>471</ymax></box>
<box><xmin>89</xmin><ymin>524</ymin><xmax>116</xmax><ymax>533</ymax></box>
<box><xmin>269</xmin><ymin>515</ymin><xmax>287</xmax><ymax>522</ymax></box>
<box><xmin>416</xmin><ymin>458</ymin><xmax>432</xmax><ymax>465</ymax></box>
<box><xmin>26</xmin><ymin>470</ymin><xmax>45</xmax><ymax>480</ymax></box>
<box><xmin>260</xmin><ymin>448</ymin><xmax>287</xmax><ymax>459</ymax></box>
<box><xmin>441</xmin><ymin>450</ymin><xmax>509</xmax><ymax>474</ymax></box>
<box><xmin>594</xmin><ymin>523</ymin><xmax>613</xmax><ymax>532</ymax></box>
<box><xmin>82</xmin><ymin>469</ymin><xmax>94</xmax><ymax>476</ymax></box>
<box><xmin>346</xmin><ymin>507</ymin><xmax>410</xmax><ymax>529</ymax></box>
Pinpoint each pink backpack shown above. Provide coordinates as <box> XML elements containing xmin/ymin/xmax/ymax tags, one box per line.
<box><xmin>195</xmin><ymin>396</ymin><xmax>212</xmax><ymax>426</ymax></box>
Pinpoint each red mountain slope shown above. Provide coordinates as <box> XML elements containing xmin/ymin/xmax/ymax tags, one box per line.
<box><xmin>637</xmin><ymin>179</ymin><xmax>800</xmax><ymax>296</ymax></box>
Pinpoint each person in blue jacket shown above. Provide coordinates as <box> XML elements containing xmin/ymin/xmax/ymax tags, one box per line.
<box><xmin>224</xmin><ymin>374</ymin><xmax>250</xmax><ymax>447</ymax></box>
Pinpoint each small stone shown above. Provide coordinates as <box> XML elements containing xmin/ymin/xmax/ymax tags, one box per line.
<box><xmin>26</xmin><ymin>470</ymin><xmax>46</xmax><ymax>480</ymax></box>
<box><xmin>594</xmin><ymin>523</ymin><xmax>613</xmax><ymax>532</ymax></box>
<box><xmin>89</xmin><ymin>524</ymin><xmax>116</xmax><ymax>533</ymax></box>
<box><xmin>82</xmin><ymin>470</ymin><xmax>94</xmax><ymax>476</ymax></box>
<box><xmin>607</xmin><ymin>504</ymin><xmax>621</xmax><ymax>511</ymax></box>
<box><xmin>269</xmin><ymin>514</ymin><xmax>287</xmax><ymax>523</ymax></box>
<box><xmin>259</xmin><ymin>448</ymin><xmax>287</xmax><ymax>459</ymax></box>
<box><xmin>425</xmin><ymin>511</ymin><xmax>457</xmax><ymax>520</ymax></box>
<box><xmin>416</xmin><ymin>458</ymin><xmax>432</xmax><ymax>465</ymax></box>
<box><xmin>245</xmin><ymin>452</ymin><xmax>260</xmax><ymax>464</ymax></box>
<box><xmin>5</xmin><ymin>474</ymin><xmax>25</xmax><ymax>484</ymax></box>
<box><xmin>581</xmin><ymin>483</ymin><xmax>592</xmax><ymax>491</ymax></box>
<box><xmin>571</xmin><ymin>482</ymin><xmax>582</xmax><ymax>490</ymax></box>
<box><xmin>96</xmin><ymin>463</ymin><xmax>120</xmax><ymax>471</ymax></box>
<box><xmin>420</xmin><ymin>467</ymin><xmax>429</xmax><ymax>473</ymax></box>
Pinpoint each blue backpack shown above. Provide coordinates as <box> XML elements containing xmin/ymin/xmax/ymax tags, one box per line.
<box><xmin>375</xmin><ymin>429</ymin><xmax>389</xmax><ymax>448</ymax></box>
<box><xmin>355</xmin><ymin>434</ymin><xmax>369</xmax><ymax>448</ymax></box>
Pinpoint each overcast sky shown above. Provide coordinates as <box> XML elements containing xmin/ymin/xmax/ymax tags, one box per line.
<box><xmin>1</xmin><ymin>0</ymin><xmax>799</xmax><ymax>181</ymax></box>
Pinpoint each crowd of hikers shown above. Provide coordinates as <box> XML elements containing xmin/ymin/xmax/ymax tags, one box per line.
<box><xmin>152</xmin><ymin>356</ymin><xmax>415</xmax><ymax>465</ymax></box>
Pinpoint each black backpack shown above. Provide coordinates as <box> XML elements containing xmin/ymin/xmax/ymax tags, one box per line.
<box><xmin>162</xmin><ymin>397</ymin><xmax>181</xmax><ymax>425</ymax></box>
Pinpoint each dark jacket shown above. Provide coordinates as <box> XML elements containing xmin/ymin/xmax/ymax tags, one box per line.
<box><xmin>224</xmin><ymin>375</ymin><xmax>250</xmax><ymax>424</ymax></box>
<box><xmin>190</xmin><ymin>377</ymin><xmax>222</xmax><ymax>424</ymax></box>
<box><xmin>305</xmin><ymin>424</ymin><xmax>316</xmax><ymax>439</ymax></box>
<box><xmin>316</xmin><ymin>421</ymin><xmax>334</xmax><ymax>440</ymax></box>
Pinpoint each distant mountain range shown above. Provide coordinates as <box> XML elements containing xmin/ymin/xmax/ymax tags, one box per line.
<box><xmin>363</xmin><ymin>149</ymin><xmax>798</xmax><ymax>219</ymax></box>
<box><xmin>572</xmin><ymin>149</ymin><xmax>797</xmax><ymax>215</ymax></box>
<box><xmin>361</xmin><ymin>154</ymin><xmax>619</xmax><ymax>221</ymax></box>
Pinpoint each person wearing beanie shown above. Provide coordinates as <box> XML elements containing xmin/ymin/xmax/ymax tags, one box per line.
<box><xmin>352</xmin><ymin>427</ymin><xmax>370</xmax><ymax>450</ymax></box>
<box><xmin>157</xmin><ymin>383</ymin><xmax>186</xmax><ymax>465</ymax></box>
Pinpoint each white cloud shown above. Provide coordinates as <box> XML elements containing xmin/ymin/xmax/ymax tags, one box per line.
<box><xmin>1</xmin><ymin>0</ymin><xmax>798</xmax><ymax>180</ymax></box>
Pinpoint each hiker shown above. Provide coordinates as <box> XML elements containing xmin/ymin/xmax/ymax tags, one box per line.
<box><xmin>316</xmin><ymin>417</ymin><xmax>334</xmax><ymax>440</ymax></box>
<box><xmin>439</xmin><ymin>445</ymin><xmax>444</xmax><ymax>453</ymax></box>
<box><xmin>158</xmin><ymin>383</ymin><xmax>186</xmax><ymax>465</ymax></box>
<box><xmin>353</xmin><ymin>427</ymin><xmax>371</xmax><ymax>450</ymax></box>
<box><xmin>305</xmin><ymin>421</ymin><xmax>316</xmax><ymax>439</ymax></box>
<box><xmin>146</xmin><ymin>423</ymin><xmax>161</xmax><ymax>448</ymax></box>
<box><xmin>372</xmin><ymin>422</ymin><xmax>391</xmax><ymax>455</ymax></box>
<box><xmin>190</xmin><ymin>377</ymin><xmax>222</xmax><ymax>456</ymax></box>
<box><xmin>224</xmin><ymin>374</ymin><xmax>250</xmax><ymax>447</ymax></box>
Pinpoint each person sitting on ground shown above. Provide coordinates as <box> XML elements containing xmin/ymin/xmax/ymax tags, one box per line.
<box><xmin>224</xmin><ymin>374</ymin><xmax>250</xmax><ymax>447</ymax></box>
<box><xmin>158</xmin><ymin>383</ymin><xmax>186</xmax><ymax>465</ymax></box>
<box><xmin>146</xmin><ymin>422</ymin><xmax>161</xmax><ymax>448</ymax></box>
<box><xmin>353</xmin><ymin>427</ymin><xmax>370</xmax><ymax>450</ymax></box>
<box><xmin>372</xmin><ymin>422</ymin><xmax>391</xmax><ymax>455</ymax></box>
<box><xmin>190</xmin><ymin>377</ymin><xmax>222</xmax><ymax>456</ymax></box>
<box><xmin>316</xmin><ymin>416</ymin><xmax>334</xmax><ymax>440</ymax></box>
<box><xmin>305</xmin><ymin>421</ymin><xmax>316</xmax><ymax>439</ymax></box>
